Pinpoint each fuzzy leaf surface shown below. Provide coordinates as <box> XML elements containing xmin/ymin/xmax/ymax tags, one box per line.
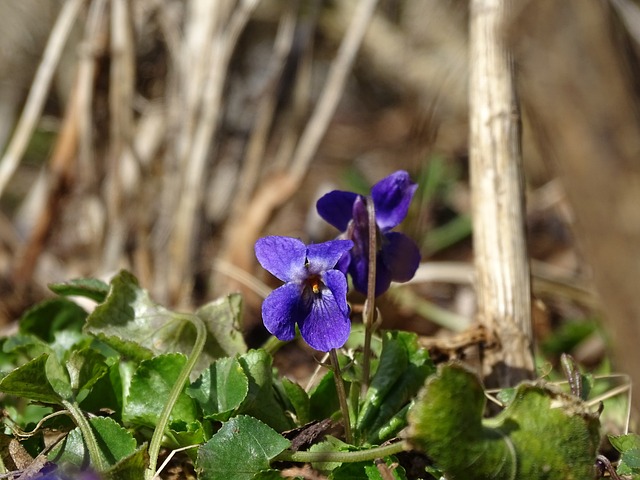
<box><xmin>409</xmin><ymin>362</ymin><xmax>600</xmax><ymax>480</ymax></box>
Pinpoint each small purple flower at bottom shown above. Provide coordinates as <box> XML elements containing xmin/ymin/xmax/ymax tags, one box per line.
<box><xmin>255</xmin><ymin>236</ymin><xmax>354</xmax><ymax>352</ymax></box>
<box><xmin>316</xmin><ymin>170</ymin><xmax>421</xmax><ymax>297</ymax></box>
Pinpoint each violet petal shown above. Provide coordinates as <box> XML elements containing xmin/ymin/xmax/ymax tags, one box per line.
<box><xmin>255</xmin><ymin>236</ymin><xmax>307</xmax><ymax>282</ymax></box>
<box><xmin>381</xmin><ymin>231</ymin><xmax>421</xmax><ymax>283</ymax></box>
<box><xmin>262</xmin><ymin>282</ymin><xmax>307</xmax><ymax>341</ymax></box>
<box><xmin>298</xmin><ymin>271</ymin><xmax>350</xmax><ymax>351</ymax></box>
<box><xmin>371</xmin><ymin>171</ymin><xmax>418</xmax><ymax>231</ymax></box>
<box><xmin>316</xmin><ymin>190</ymin><xmax>359</xmax><ymax>231</ymax></box>
<box><xmin>306</xmin><ymin>239</ymin><xmax>354</xmax><ymax>274</ymax></box>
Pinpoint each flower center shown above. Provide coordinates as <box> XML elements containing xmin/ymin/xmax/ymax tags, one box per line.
<box><xmin>304</xmin><ymin>274</ymin><xmax>324</xmax><ymax>299</ymax></box>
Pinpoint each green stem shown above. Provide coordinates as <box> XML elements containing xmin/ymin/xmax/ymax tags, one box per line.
<box><xmin>330</xmin><ymin>349</ymin><xmax>353</xmax><ymax>444</ymax></box>
<box><xmin>361</xmin><ymin>197</ymin><xmax>378</xmax><ymax>394</ymax></box>
<box><xmin>275</xmin><ymin>440</ymin><xmax>407</xmax><ymax>463</ymax></box>
<box><xmin>145</xmin><ymin>313</ymin><xmax>206</xmax><ymax>480</ymax></box>
<box><xmin>62</xmin><ymin>399</ymin><xmax>109</xmax><ymax>472</ymax></box>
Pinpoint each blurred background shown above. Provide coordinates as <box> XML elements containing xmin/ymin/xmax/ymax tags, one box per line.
<box><xmin>0</xmin><ymin>0</ymin><xmax>638</xmax><ymax>425</ymax></box>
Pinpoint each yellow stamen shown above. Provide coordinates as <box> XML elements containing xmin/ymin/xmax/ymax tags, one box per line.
<box><xmin>312</xmin><ymin>281</ymin><xmax>321</xmax><ymax>294</ymax></box>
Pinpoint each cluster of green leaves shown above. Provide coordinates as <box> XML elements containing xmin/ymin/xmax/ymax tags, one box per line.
<box><xmin>0</xmin><ymin>271</ymin><xmax>430</xmax><ymax>479</ymax></box>
<box><xmin>0</xmin><ymin>269</ymin><xmax>622</xmax><ymax>479</ymax></box>
<box><xmin>609</xmin><ymin>433</ymin><xmax>640</xmax><ymax>478</ymax></box>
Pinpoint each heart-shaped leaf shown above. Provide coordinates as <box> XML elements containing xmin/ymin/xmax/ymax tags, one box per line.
<box><xmin>196</xmin><ymin>415</ymin><xmax>290</xmax><ymax>480</ymax></box>
<box><xmin>85</xmin><ymin>271</ymin><xmax>245</xmax><ymax>375</ymax></box>
<box><xmin>409</xmin><ymin>362</ymin><xmax>600</xmax><ymax>479</ymax></box>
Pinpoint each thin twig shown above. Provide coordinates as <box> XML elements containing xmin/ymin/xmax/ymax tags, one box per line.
<box><xmin>0</xmin><ymin>0</ymin><xmax>85</xmax><ymax>199</ymax></box>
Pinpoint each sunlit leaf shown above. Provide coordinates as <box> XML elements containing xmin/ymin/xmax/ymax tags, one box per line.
<box><xmin>123</xmin><ymin>353</ymin><xmax>197</xmax><ymax>428</ymax></box>
<box><xmin>85</xmin><ymin>270</ymin><xmax>245</xmax><ymax>375</ymax></box>
<box><xmin>610</xmin><ymin>434</ymin><xmax>640</xmax><ymax>475</ymax></box>
<box><xmin>196</xmin><ymin>415</ymin><xmax>290</xmax><ymax>480</ymax></box>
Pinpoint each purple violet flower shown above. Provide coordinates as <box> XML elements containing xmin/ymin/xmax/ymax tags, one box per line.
<box><xmin>255</xmin><ymin>236</ymin><xmax>354</xmax><ymax>351</ymax></box>
<box><xmin>316</xmin><ymin>170</ymin><xmax>421</xmax><ymax>296</ymax></box>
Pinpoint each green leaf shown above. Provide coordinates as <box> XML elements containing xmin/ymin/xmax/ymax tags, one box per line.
<box><xmin>364</xmin><ymin>333</ymin><xmax>434</xmax><ymax>443</ymax></box>
<box><xmin>2</xmin><ymin>333</ymin><xmax>53</xmax><ymax>363</ymax></box>
<box><xmin>123</xmin><ymin>353</ymin><xmax>197</xmax><ymax>428</ymax></box>
<box><xmin>169</xmin><ymin>420</ymin><xmax>207</xmax><ymax>449</ymax></box>
<box><xmin>85</xmin><ymin>271</ymin><xmax>245</xmax><ymax>375</ymax></box>
<box><xmin>103</xmin><ymin>444</ymin><xmax>149</xmax><ymax>480</ymax></box>
<box><xmin>610</xmin><ymin>434</ymin><xmax>640</xmax><ymax>475</ymax></box>
<box><xmin>363</xmin><ymin>458</ymin><xmax>407</xmax><ymax>480</ymax></box>
<box><xmin>618</xmin><ymin>448</ymin><xmax>640</xmax><ymax>475</ymax></box>
<box><xmin>409</xmin><ymin>362</ymin><xmax>600</xmax><ymax>479</ymax></box>
<box><xmin>357</xmin><ymin>333</ymin><xmax>409</xmax><ymax>431</ymax></box>
<box><xmin>0</xmin><ymin>354</ymin><xmax>62</xmax><ymax>404</ymax></box>
<box><xmin>49</xmin><ymin>416</ymin><xmax>137</xmax><ymax>469</ymax></box>
<box><xmin>66</xmin><ymin>348</ymin><xmax>108</xmax><ymax>396</ymax></box>
<box><xmin>309</xmin><ymin>436</ymin><xmax>350</xmax><ymax>473</ymax></box>
<box><xmin>331</xmin><ymin>456</ymin><xmax>407</xmax><ymax>479</ymax></box>
<box><xmin>196</xmin><ymin>415</ymin><xmax>290</xmax><ymax>480</ymax></box>
<box><xmin>84</xmin><ymin>271</ymin><xmax>178</xmax><ymax>361</ymax></box>
<box><xmin>79</xmin><ymin>362</ymin><xmax>124</xmax><ymax>420</ymax></box>
<box><xmin>187</xmin><ymin>357</ymin><xmax>249</xmax><ymax>421</ymax></box>
<box><xmin>309</xmin><ymin>370</ymin><xmax>340</xmax><ymax>423</ymax></box>
<box><xmin>281</xmin><ymin>377</ymin><xmax>311</xmax><ymax>425</ymax></box>
<box><xmin>49</xmin><ymin>277</ymin><xmax>110</xmax><ymax>303</ymax></box>
<box><xmin>195</xmin><ymin>294</ymin><xmax>247</xmax><ymax>359</ymax></box>
<box><xmin>237</xmin><ymin>350</ymin><xmax>293</xmax><ymax>432</ymax></box>
<box><xmin>610</xmin><ymin>433</ymin><xmax>640</xmax><ymax>453</ymax></box>
<box><xmin>19</xmin><ymin>298</ymin><xmax>87</xmax><ymax>343</ymax></box>
<box><xmin>45</xmin><ymin>353</ymin><xmax>73</xmax><ymax>400</ymax></box>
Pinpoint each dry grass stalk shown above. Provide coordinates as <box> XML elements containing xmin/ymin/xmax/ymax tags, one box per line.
<box><xmin>469</xmin><ymin>0</ymin><xmax>534</xmax><ymax>386</ymax></box>
<box><xmin>0</xmin><ymin>0</ymin><xmax>85</xmax><ymax>199</ymax></box>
